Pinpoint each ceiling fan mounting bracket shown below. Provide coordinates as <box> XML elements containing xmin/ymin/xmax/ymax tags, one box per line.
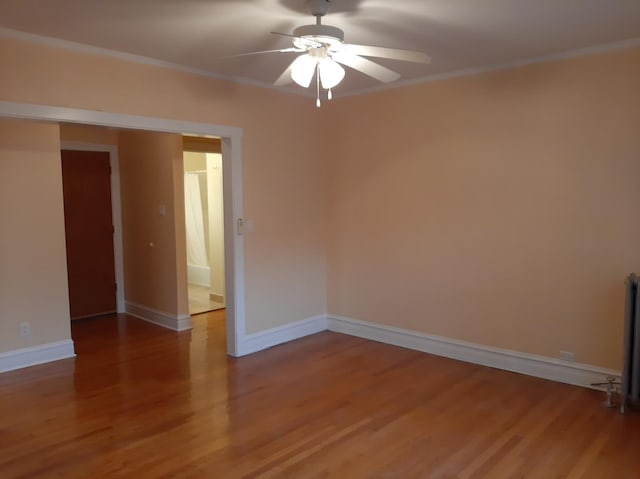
<box><xmin>307</xmin><ymin>0</ymin><xmax>332</xmax><ymax>18</ymax></box>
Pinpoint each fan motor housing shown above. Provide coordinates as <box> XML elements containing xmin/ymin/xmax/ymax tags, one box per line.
<box><xmin>293</xmin><ymin>24</ymin><xmax>344</xmax><ymax>43</ymax></box>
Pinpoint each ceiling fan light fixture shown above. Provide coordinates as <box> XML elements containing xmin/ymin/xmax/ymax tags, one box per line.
<box><xmin>318</xmin><ymin>57</ymin><xmax>345</xmax><ymax>89</ymax></box>
<box><xmin>258</xmin><ymin>0</ymin><xmax>429</xmax><ymax>105</ymax></box>
<box><xmin>290</xmin><ymin>53</ymin><xmax>318</xmax><ymax>87</ymax></box>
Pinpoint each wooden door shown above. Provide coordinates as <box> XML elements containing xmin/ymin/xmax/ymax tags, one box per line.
<box><xmin>61</xmin><ymin>150</ymin><xmax>117</xmax><ymax>320</ymax></box>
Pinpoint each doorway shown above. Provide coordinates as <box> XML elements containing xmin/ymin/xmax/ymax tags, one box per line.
<box><xmin>60</xmin><ymin>141</ymin><xmax>126</xmax><ymax>314</ymax></box>
<box><xmin>183</xmin><ymin>138</ymin><xmax>226</xmax><ymax>315</ymax></box>
<box><xmin>0</xmin><ymin>102</ymin><xmax>246</xmax><ymax>356</ymax></box>
<box><xmin>61</xmin><ymin>149</ymin><xmax>117</xmax><ymax>320</ymax></box>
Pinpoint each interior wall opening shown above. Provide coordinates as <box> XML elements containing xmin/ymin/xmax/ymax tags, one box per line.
<box><xmin>182</xmin><ymin>136</ymin><xmax>226</xmax><ymax>316</ymax></box>
<box><xmin>0</xmin><ymin>102</ymin><xmax>246</xmax><ymax>358</ymax></box>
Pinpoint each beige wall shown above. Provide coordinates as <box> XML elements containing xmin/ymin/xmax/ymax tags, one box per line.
<box><xmin>0</xmin><ymin>35</ymin><xmax>329</xmax><ymax>338</ymax></box>
<box><xmin>327</xmin><ymin>47</ymin><xmax>640</xmax><ymax>369</ymax></box>
<box><xmin>59</xmin><ymin>124</ymin><xmax>118</xmax><ymax>145</ymax></box>
<box><xmin>0</xmin><ymin>119</ymin><xmax>72</xmax><ymax>353</ymax></box>
<box><xmin>118</xmin><ymin>130</ymin><xmax>189</xmax><ymax>317</ymax></box>
<box><xmin>184</xmin><ymin>151</ymin><xmax>206</xmax><ymax>172</ymax></box>
<box><xmin>1</xmin><ymin>33</ymin><xmax>637</xmax><ymax>371</ymax></box>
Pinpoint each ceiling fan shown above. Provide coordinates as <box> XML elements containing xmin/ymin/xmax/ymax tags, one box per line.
<box><xmin>232</xmin><ymin>0</ymin><xmax>431</xmax><ymax>107</ymax></box>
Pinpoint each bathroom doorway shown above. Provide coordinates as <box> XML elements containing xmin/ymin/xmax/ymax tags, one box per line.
<box><xmin>183</xmin><ymin>136</ymin><xmax>225</xmax><ymax>315</ymax></box>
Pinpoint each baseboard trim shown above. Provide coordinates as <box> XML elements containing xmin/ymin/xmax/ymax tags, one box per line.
<box><xmin>327</xmin><ymin>315</ymin><xmax>620</xmax><ymax>390</ymax></box>
<box><xmin>125</xmin><ymin>301</ymin><xmax>192</xmax><ymax>331</ymax></box>
<box><xmin>0</xmin><ymin>340</ymin><xmax>76</xmax><ymax>373</ymax></box>
<box><xmin>238</xmin><ymin>315</ymin><xmax>328</xmax><ymax>356</ymax></box>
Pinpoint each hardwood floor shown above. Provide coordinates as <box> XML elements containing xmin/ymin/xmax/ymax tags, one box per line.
<box><xmin>1</xmin><ymin>313</ymin><xmax>639</xmax><ymax>478</ymax></box>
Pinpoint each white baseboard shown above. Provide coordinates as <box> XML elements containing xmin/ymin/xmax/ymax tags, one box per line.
<box><xmin>238</xmin><ymin>315</ymin><xmax>328</xmax><ymax>356</ymax></box>
<box><xmin>187</xmin><ymin>264</ymin><xmax>211</xmax><ymax>288</ymax></box>
<box><xmin>0</xmin><ymin>340</ymin><xmax>76</xmax><ymax>373</ymax></box>
<box><xmin>125</xmin><ymin>301</ymin><xmax>192</xmax><ymax>331</ymax></box>
<box><xmin>327</xmin><ymin>315</ymin><xmax>620</xmax><ymax>390</ymax></box>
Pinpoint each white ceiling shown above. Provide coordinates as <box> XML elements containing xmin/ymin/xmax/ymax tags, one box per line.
<box><xmin>1</xmin><ymin>0</ymin><xmax>639</xmax><ymax>96</ymax></box>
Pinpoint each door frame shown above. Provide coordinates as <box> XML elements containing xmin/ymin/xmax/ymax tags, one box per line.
<box><xmin>61</xmin><ymin>142</ymin><xmax>125</xmax><ymax>314</ymax></box>
<box><xmin>0</xmin><ymin>101</ymin><xmax>245</xmax><ymax>357</ymax></box>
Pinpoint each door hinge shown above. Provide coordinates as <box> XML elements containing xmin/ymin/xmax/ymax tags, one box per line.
<box><xmin>115</xmin><ymin>282</ymin><xmax>118</xmax><ymax>291</ymax></box>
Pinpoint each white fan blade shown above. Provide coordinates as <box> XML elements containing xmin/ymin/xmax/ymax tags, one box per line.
<box><xmin>271</xmin><ymin>31</ymin><xmax>321</xmax><ymax>48</ymax></box>
<box><xmin>274</xmin><ymin>58</ymin><xmax>297</xmax><ymax>86</ymax></box>
<box><xmin>344</xmin><ymin>44</ymin><xmax>431</xmax><ymax>64</ymax></box>
<box><xmin>222</xmin><ymin>47</ymin><xmax>303</xmax><ymax>59</ymax></box>
<box><xmin>331</xmin><ymin>51</ymin><xmax>400</xmax><ymax>83</ymax></box>
<box><xmin>270</xmin><ymin>31</ymin><xmax>299</xmax><ymax>39</ymax></box>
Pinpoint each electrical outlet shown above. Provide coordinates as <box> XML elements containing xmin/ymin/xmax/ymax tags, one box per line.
<box><xmin>19</xmin><ymin>322</ymin><xmax>30</xmax><ymax>337</ymax></box>
<box><xmin>559</xmin><ymin>350</ymin><xmax>575</xmax><ymax>362</ymax></box>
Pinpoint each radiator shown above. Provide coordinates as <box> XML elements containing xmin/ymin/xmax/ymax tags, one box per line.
<box><xmin>621</xmin><ymin>273</ymin><xmax>640</xmax><ymax>413</ymax></box>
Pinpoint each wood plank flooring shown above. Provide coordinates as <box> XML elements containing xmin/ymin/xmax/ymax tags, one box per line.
<box><xmin>1</xmin><ymin>312</ymin><xmax>639</xmax><ymax>478</ymax></box>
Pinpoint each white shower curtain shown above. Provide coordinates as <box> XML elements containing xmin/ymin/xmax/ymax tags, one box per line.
<box><xmin>184</xmin><ymin>173</ymin><xmax>208</xmax><ymax>266</ymax></box>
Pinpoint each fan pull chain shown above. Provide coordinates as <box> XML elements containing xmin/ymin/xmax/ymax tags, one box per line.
<box><xmin>328</xmin><ymin>89</ymin><xmax>333</xmax><ymax>100</ymax></box>
<box><xmin>316</xmin><ymin>64</ymin><xmax>321</xmax><ymax>108</ymax></box>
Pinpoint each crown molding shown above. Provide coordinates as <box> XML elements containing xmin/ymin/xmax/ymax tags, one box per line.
<box><xmin>343</xmin><ymin>37</ymin><xmax>640</xmax><ymax>98</ymax></box>
<box><xmin>0</xmin><ymin>27</ymin><xmax>308</xmax><ymax>97</ymax></box>
<box><xmin>1</xmin><ymin>27</ymin><xmax>638</xmax><ymax>101</ymax></box>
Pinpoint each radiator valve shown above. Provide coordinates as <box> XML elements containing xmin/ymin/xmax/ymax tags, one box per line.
<box><xmin>591</xmin><ymin>376</ymin><xmax>621</xmax><ymax>409</ymax></box>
